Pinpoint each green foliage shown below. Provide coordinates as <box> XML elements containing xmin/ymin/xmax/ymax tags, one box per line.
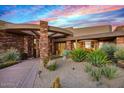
<box><xmin>87</xmin><ymin>49</ymin><xmax>110</xmax><ymax>67</ymax></box>
<box><xmin>62</xmin><ymin>50</ymin><xmax>71</xmax><ymax>57</ymax></box>
<box><xmin>47</xmin><ymin>63</ymin><xmax>57</xmax><ymax>71</ymax></box>
<box><xmin>101</xmin><ymin>65</ymin><xmax>117</xmax><ymax>79</ymax></box>
<box><xmin>84</xmin><ymin>64</ymin><xmax>118</xmax><ymax>81</ymax></box>
<box><xmin>43</xmin><ymin>57</ymin><xmax>49</xmax><ymax>68</ymax></box>
<box><xmin>114</xmin><ymin>47</ymin><xmax>124</xmax><ymax>61</ymax></box>
<box><xmin>0</xmin><ymin>61</ymin><xmax>17</xmax><ymax>69</ymax></box>
<box><xmin>84</xmin><ymin>63</ymin><xmax>93</xmax><ymax>72</ymax></box>
<box><xmin>101</xmin><ymin>43</ymin><xmax>117</xmax><ymax>62</ymax></box>
<box><xmin>0</xmin><ymin>48</ymin><xmax>20</xmax><ymax>63</ymax></box>
<box><xmin>84</xmin><ymin>48</ymin><xmax>94</xmax><ymax>53</ymax></box>
<box><xmin>70</xmin><ymin>48</ymin><xmax>87</xmax><ymax>62</ymax></box>
<box><xmin>85</xmin><ymin>48</ymin><xmax>118</xmax><ymax>81</ymax></box>
<box><xmin>90</xmin><ymin>67</ymin><xmax>102</xmax><ymax>81</ymax></box>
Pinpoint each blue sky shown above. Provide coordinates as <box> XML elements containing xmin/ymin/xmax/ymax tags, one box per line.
<box><xmin>0</xmin><ymin>5</ymin><xmax>124</xmax><ymax>28</ymax></box>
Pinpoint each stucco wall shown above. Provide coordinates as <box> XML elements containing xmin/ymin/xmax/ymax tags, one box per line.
<box><xmin>66</xmin><ymin>25</ymin><xmax>112</xmax><ymax>37</ymax></box>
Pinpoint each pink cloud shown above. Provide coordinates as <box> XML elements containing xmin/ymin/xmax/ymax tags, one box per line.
<box><xmin>50</xmin><ymin>5</ymin><xmax>124</xmax><ymax>18</ymax></box>
<box><xmin>42</xmin><ymin>17</ymin><xmax>58</xmax><ymax>21</ymax></box>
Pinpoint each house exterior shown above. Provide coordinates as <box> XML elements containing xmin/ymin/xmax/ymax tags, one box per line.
<box><xmin>0</xmin><ymin>20</ymin><xmax>73</xmax><ymax>60</ymax></box>
<box><xmin>1</xmin><ymin>20</ymin><xmax>124</xmax><ymax>59</ymax></box>
<box><xmin>55</xmin><ymin>25</ymin><xmax>124</xmax><ymax>55</ymax></box>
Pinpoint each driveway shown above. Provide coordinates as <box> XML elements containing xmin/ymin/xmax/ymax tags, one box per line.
<box><xmin>0</xmin><ymin>58</ymin><xmax>40</xmax><ymax>88</ymax></box>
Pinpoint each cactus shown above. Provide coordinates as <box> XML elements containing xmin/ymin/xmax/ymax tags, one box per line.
<box><xmin>51</xmin><ymin>77</ymin><xmax>61</xmax><ymax>88</ymax></box>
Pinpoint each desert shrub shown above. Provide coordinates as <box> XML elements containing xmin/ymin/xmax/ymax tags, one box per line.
<box><xmin>84</xmin><ymin>63</ymin><xmax>93</xmax><ymax>72</ymax></box>
<box><xmin>62</xmin><ymin>50</ymin><xmax>71</xmax><ymax>57</ymax></box>
<box><xmin>87</xmin><ymin>49</ymin><xmax>110</xmax><ymax>67</ymax></box>
<box><xmin>70</xmin><ymin>48</ymin><xmax>87</xmax><ymax>62</ymax></box>
<box><xmin>101</xmin><ymin>43</ymin><xmax>117</xmax><ymax>62</ymax></box>
<box><xmin>0</xmin><ymin>48</ymin><xmax>20</xmax><ymax>63</ymax></box>
<box><xmin>0</xmin><ymin>61</ymin><xmax>17</xmax><ymax>69</ymax></box>
<box><xmin>90</xmin><ymin>67</ymin><xmax>102</xmax><ymax>81</ymax></box>
<box><xmin>51</xmin><ymin>77</ymin><xmax>61</xmax><ymax>88</ymax></box>
<box><xmin>101</xmin><ymin>65</ymin><xmax>117</xmax><ymax>79</ymax></box>
<box><xmin>114</xmin><ymin>47</ymin><xmax>124</xmax><ymax>61</ymax></box>
<box><xmin>47</xmin><ymin>63</ymin><xmax>57</xmax><ymax>71</ymax></box>
<box><xmin>43</xmin><ymin>57</ymin><xmax>50</xmax><ymax>68</ymax></box>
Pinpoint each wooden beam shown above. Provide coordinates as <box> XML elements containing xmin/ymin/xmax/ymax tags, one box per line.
<box><xmin>48</xmin><ymin>32</ymin><xmax>57</xmax><ymax>38</ymax></box>
<box><xmin>31</xmin><ymin>31</ymin><xmax>40</xmax><ymax>36</ymax></box>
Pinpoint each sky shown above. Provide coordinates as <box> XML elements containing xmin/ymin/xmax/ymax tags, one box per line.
<box><xmin>0</xmin><ymin>5</ymin><xmax>124</xmax><ymax>28</ymax></box>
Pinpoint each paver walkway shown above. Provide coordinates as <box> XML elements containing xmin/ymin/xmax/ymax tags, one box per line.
<box><xmin>0</xmin><ymin>58</ymin><xmax>40</xmax><ymax>88</ymax></box>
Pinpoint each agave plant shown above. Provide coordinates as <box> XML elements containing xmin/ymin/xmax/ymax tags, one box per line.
<box><xmin>87</xmin><ymin>49</ymin><xmax>110</xmax><ymax>67</ymax></box>
<box><xmin>70</xmin><ymin>48</ymin><xmax>87</xmax><ymax>62</ymax></box>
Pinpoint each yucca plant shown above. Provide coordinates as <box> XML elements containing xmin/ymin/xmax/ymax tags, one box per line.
<box><xmin>0</xmin><ymin>48</ymin><xmax>20</xmax><ymax>63</ymax></box>
<box><xmin>70</xmin><ymin>48</ymin><xmax>87</xmax><ymax>62</ymax></box>
<box><xmin>101</xmin><ymin>65</ymin><xmax>117</xmax><ymax>79</ymax></box>
<box><xmin>87</xmin><ymin>49</ymin><xmax>110</xmax><ymax>67</ymax></box>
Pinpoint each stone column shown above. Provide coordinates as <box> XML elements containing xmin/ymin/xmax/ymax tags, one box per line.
<box><xmin>39</xmin><ymin>21</ymin><xmax>49</xmax><ymax>60</ymax></box>
<box><xmin>116</xmin><ymin>36</ymin><xmax>124</xmax><ymax>46</ymax></box>
<box><xmin>66</xmin><ymin>40</ymin><xmax>72</xmax><ymax>50</ymax></box>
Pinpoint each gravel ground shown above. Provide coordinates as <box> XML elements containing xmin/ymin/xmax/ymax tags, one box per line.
<box><xmin>34</xmin><ymin>58</ymin><xmax>124</xmax><ymax>88</ymax></box>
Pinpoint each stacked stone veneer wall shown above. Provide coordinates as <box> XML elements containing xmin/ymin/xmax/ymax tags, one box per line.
<box><xmin>116</xmin><ymin>36</ymin><xmax>124</xmax><ymax>46</ymax></box>
<box><xmin>0</xmin><ymin>31</ymin><xmax>24</xmax><ymax>53</ymax></box>
<box><xmin>0</xmin><ymin>31</ymin><xmax>34</xmax><ymax>57</ymax></box>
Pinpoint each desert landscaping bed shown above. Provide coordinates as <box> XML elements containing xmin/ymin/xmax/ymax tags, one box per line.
<box><xmin>34</xmin><ymin>58</ymin><xmax>124</xmax><ymax>88</ymax></box>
